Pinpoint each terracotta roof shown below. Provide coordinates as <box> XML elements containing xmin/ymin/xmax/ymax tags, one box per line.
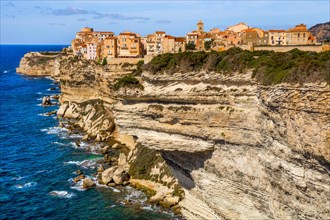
<box><xmin>166</xmin><ymin>35</ymin><xmax>175</xmax><ymax>39</ymax></box>
<box><xmin>268</xmin><ymin>30</ymin><xmax>286</xmax><ymax>33</ymax></box>
<box><xmin>155</xmin><ymin>31</ymin><xmax>165</xmax><ymax>34</ymax></box>
<box><xmin>119</xmin><ymin>31</ymin><xmax>138</xmax><ymax>36</ymax></box>
<box><xmin>105</xmin><ymin>36</ymin><xmax>117</xmax><ymax>40</ymax></box>
<box><xmin>175</xmin><ymin>37</ymin><xmax>185</xmax><ymax>42</ymax></box>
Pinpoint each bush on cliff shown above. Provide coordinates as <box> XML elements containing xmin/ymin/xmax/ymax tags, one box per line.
<box><xmin>142</xmin><ymin>48</ymin><xmax>330</xmax><ymax>85</ymax></box>
<box><xmin>132</xmin><ymin>60</ymin><xmax>144</xmax><ymax>76</ymax></box>
<box><xmin>113</xmin><ymin>74</ymin><xmax>144</xmax><ymax>91</ymax></box>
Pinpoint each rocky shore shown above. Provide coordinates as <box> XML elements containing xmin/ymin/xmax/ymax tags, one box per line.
<box><xmin>17</xmin><ymin>50</ymin><xmax>330</xmax><ymax>220</ymax></box>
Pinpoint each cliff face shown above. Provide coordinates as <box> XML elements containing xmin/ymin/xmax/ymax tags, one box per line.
<box><xmin>114</xmin><ymin>71</ymin><xmax>330</xmax><ymax>219</ymax></box>
<box><xmin>17</xmin><ymin>53</ymin><xmax>330</xmax><ymax>219</ymax></box>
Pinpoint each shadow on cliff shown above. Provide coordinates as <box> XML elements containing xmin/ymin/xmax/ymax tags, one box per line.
<box><xmin>160</xmin><ymin>150</ymin><xmax>214</xmax><ymax>190</ymax></box>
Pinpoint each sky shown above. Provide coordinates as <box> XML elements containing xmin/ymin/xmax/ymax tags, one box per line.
<box><xmin>1</xmin><ymin>1</ymin><xmax>329</xmax><ymax>45</ymax></box>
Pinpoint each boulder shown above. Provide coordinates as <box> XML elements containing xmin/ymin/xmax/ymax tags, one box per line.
<box><xmin>113</xmin><ymin>168</ymin><xmax>130</xmax><ymax>185</ymax></box>
<box><xmin>122</xmin><ymin>181</ymin><xmax>130</xmax><ymax>186</ymax></box>
<box><xmin>81</xmin><ymin>134</ymin><xmax>89</xmax><ymax>141</ymax></box>
<box><xmin>101</xmin><ymin>145</ymin><xmax>111</xmax><ymax>154</ymax></box>
<box><xmin>150</xmin><ymin>192</ymin><xmax>166</xmax><ymax>204</ymax></box>
<box><xmin>101</xmin><ymin>166</ymin><xmax>117</xmax><ymax>185</ymax></box>
<box><xmin>76</xmin><ymin>170</ymin><xmax>83</xmax><ymax>175</ymax></box>
<box><xmin>45</xmin><ymin>110</ymin><xmax>57</xmax><ymax>116</ymax></box>
<box><xmin>73</xmin><ymin>174</ymin><xmax>85</xmax><ymax>183</ymax></box>
<box><xmin>42</xmin><ymin>96</ymin><xmax>52</xmax><ymax>106</ymax></box>
<box><xmin>108</xmin><ymin>183</ymin><xmax>117</xmax><ymax>187</ymax></box>
<box><xmin>112</xmin><ymin>143</ymin><xmax>119</xmax><ymax>149</ymax></box>
<box><xmin>82</xmin><ymin>178</ymin><xmax>95</xmax><ymax>189</ymax></box>
<box><xmin>97</xmin><ymin>164</ymin><xmax>105</xmax><ymax>173</ymax></box>
<box><xmin>161</xmin><ymin>196</ymin><xmax>180</xmax><ymax>208</ymax></box>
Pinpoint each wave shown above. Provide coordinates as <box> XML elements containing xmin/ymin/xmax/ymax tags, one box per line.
<box><xmin>49</xmin><ymin>191</ymin><xmax>75</xmax><ymax>199</ymax></box>
<box><xmin>63</xmin><ymin>160</ymin><xmax>96</xmax><ymax>168</ymax></box>
<box><xmin>52</xmin><ymin>141</ymin><xmax>67</xmax><ymax>146</ymax></box>
<box><xmin>14</xmin><ymin>182</ymin><xmax>37</xmax><ymax>189</ymax></box>
<box><xmin>12</xmin><ymin>176</ymin><xmax>27</xmax><ymax>180</ymax></box>
<box><xmin>41</xmin><ymin>126</ymin><xmax>67</xmax><ymax>135</ymax></box>
<box><xmin>63</xmin><ymin>161</ymin><xmax>81</xmax><ymax>165</ymax></box>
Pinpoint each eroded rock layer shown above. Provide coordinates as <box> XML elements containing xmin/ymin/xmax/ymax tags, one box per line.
<box><xmin>114</xmin><ymin>71</ymin><xmax>330</xmax><ymax>219</ymax></box>
<box><xmin>17</xmin><ymin>52</ymin><xmax>330</xmax><ymax>220</ymax></box>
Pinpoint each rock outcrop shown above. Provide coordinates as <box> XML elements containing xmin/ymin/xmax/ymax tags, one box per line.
<box><xmin>18</xmin><ymin>51</ymin><xmax>330</xmax><ymax>219</ymax></box>
<box><xmin>16</xmin><ymin>52</ymin><xmax>60</xmax><ymax>78</ymax></box>
<box><xmin>309</xmin><ymin>21</ymin><xmax>330</xmax><ymax>43</ymax></box>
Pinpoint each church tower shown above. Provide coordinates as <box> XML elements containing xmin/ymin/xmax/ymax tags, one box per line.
<box><xmin>197</xmin><ymin>20</ymin><xmax>204</xmax><ymax>33</ymax></box>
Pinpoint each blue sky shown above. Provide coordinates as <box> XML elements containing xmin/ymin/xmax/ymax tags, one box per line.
<box><xmin>1</xmin><ymin>1</ymin><xmax>329</xmax><ymax>44</ymax></box>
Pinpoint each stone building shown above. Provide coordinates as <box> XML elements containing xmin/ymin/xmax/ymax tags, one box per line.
<box><xmin>101</xmin><ymin>37</ymin><xmax>118</xmax><ymax>59</ymax></box>
<box><xmin>268</xmin><ymin>30</ymin><xmax>287</xmax><ymax>45</ymax></box>
<box><xmin>241</xmin><ymin>28</ymin><xmax>268</xmax><ymax>45</ymax></box>
<box><xmin>227</xmin><ymin>22</ymin><xmax>250</xmax><ymax>33</ymax></box>
<box><xmin>117</xmin><ymin>31</ymin><xmax>143</xmax><ymax>58</ymax></box>
<box><xmin>286</xmin><ymin>24</ymin><xmax>316</xmax><ymax>45</ymax></box>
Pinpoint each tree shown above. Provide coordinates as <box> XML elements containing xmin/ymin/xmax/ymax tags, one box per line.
<box><xmin>204</xmin><ymin>40</ymin><xmax>213</xmax><ymax>50</ymax></box>
<box><xmin>102</xmin><ymin>57</ymin><xmax>107</xmax><ymax>66</ymax></box>
<box><xmin>185</xmin><ymin>42</ymin><xmax>196</xmax><ymax>50</ymax></box>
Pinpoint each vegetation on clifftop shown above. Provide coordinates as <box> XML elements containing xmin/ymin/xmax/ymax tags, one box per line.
<box><xmin>113</xmin><ymin>74</ymin><xmax>144</xmax><ymax>91</ymax></box>
<box><xmin>143</xmin><ymin>48</ymin><xmax>330</xmax><ymax>85</ymax></box>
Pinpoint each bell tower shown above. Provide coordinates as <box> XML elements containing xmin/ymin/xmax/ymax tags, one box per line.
<box><xmin>197</xmin><ymin>20</ymin><xmax>204</xmax><ymax>33</ymax></box>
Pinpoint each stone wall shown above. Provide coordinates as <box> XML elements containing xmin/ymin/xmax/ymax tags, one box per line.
<box><xmin>254</xmin><ymin>45</ymin><xmax>324</xmax><ymax>52</ymax></box>
<box><xmin>107</xmin><ymin>57</ymin><xmax>143</xmax><ymax>65</ymax></box>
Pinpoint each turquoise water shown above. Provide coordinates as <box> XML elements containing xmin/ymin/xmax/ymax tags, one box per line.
<box><xmin>0</xmin><ymin>45</ymin><xmax>175</xmax><ymax>219</ymax></box>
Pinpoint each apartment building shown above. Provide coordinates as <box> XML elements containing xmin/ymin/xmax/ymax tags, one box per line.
<box><xmin>117</xmin><ymin>31</ymin><xmax>143</xmax><ymax>58</ymax></box>
<box><xmin>101</xmin><ymin>37</ymin><xmax>117</xmax><ymax>59</ymax></box>
<box><xmin>269</xmin><ymin>30</ymin><xmax>287</xmax><ymax>45</ymax></box>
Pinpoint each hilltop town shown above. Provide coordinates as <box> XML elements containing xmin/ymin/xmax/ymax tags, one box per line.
<box><xmin>71</xmin><ymin>20</ymin><xmax>327</xmax><ymax>62</ymax></box>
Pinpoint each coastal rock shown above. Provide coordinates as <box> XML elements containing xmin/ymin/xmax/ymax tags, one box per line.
<box><xmin>150</xmin><ymin>191</ymin><xmax>166</xmax><ymax>204</ymax></box>
<box><xmin>45</xmin><ymin>110</ymin><xmax>57</xmax><ymax>116</ymax></box>
<box><xmin>82</xmin><ymin>178</ymin><xmax>95</xmax><ymax>189</ymax></box>
<box><xmin>73</xmin><ymin>174</ymin><xmax>85</xmax><ymax>183</ymax></box>
<box><xmin>101</xmin><ymin>145</ymin><xmax>111</xmax><ymax>154</ymax></box>
<box><xmin>161</xmin><ymin>196</ymin><xmax>180</xmax><ymax>208</ymax></box>
<box><xmin>16</xmin><ymin>52</ymin><xmax>59</xmax><ymax>78</ymax></box>
<box><xmin>75</xmin><ymin>170</ymin><xmax>83</xmax><ymax>175</ymax></box>
<box><xmin>113</xmin><ymin>168</ymin><xmax>130</xmax><ymax>185</ymax></box>
<box><xmin>112</xmin><ymin>143</ymin><xmax>119</xmax><ymax>149</ymax></box>
<box><xmin>42</xmin><ymin>96</ymin><xmax>52</xmax><ymax>106</ymax></box>
<box><xmin>97</xmin><ymin>164</ymin><xmax>105</xmax><ymax>173</ymax></box>
<box><xmin>117</xmin><ymin>153</ymin><xmax>127</xmax><ymax>167</ymax></box>
<box><xmin>101</xmin><ymin>166</ymin><xmax>117</xmax><ymax>185</ymax></box>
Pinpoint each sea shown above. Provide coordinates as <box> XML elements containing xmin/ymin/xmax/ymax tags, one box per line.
<box><xmin>0</xmin><ymin>45</ymin><xmax>175</xmax><ymax>219</ymax></box>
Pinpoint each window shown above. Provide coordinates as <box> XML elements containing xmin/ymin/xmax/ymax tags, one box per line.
<box><xmin>298</xmin><ymin>33</ymin><xmax>300</xmax><ymax>38</ymax></box>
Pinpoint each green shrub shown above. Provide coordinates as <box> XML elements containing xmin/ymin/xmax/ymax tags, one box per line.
<box><xmin>102</xmin><ymin>57</ymin><xmax>107</xmax><ymax>66</ymax></box>
<box><xmin>132</xmin><ymin>60</ymin><xmax>144</xmax><ymax>76</ymax></box>
<box><xmin>185</xmin><ymin>42</ymin><xmax>196</xmax><ymax>51</ymax></box>
<box><xmin>113</xmin><ymin>74</ymin><xmax>143</xmax><ymax>91</ymax></box>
